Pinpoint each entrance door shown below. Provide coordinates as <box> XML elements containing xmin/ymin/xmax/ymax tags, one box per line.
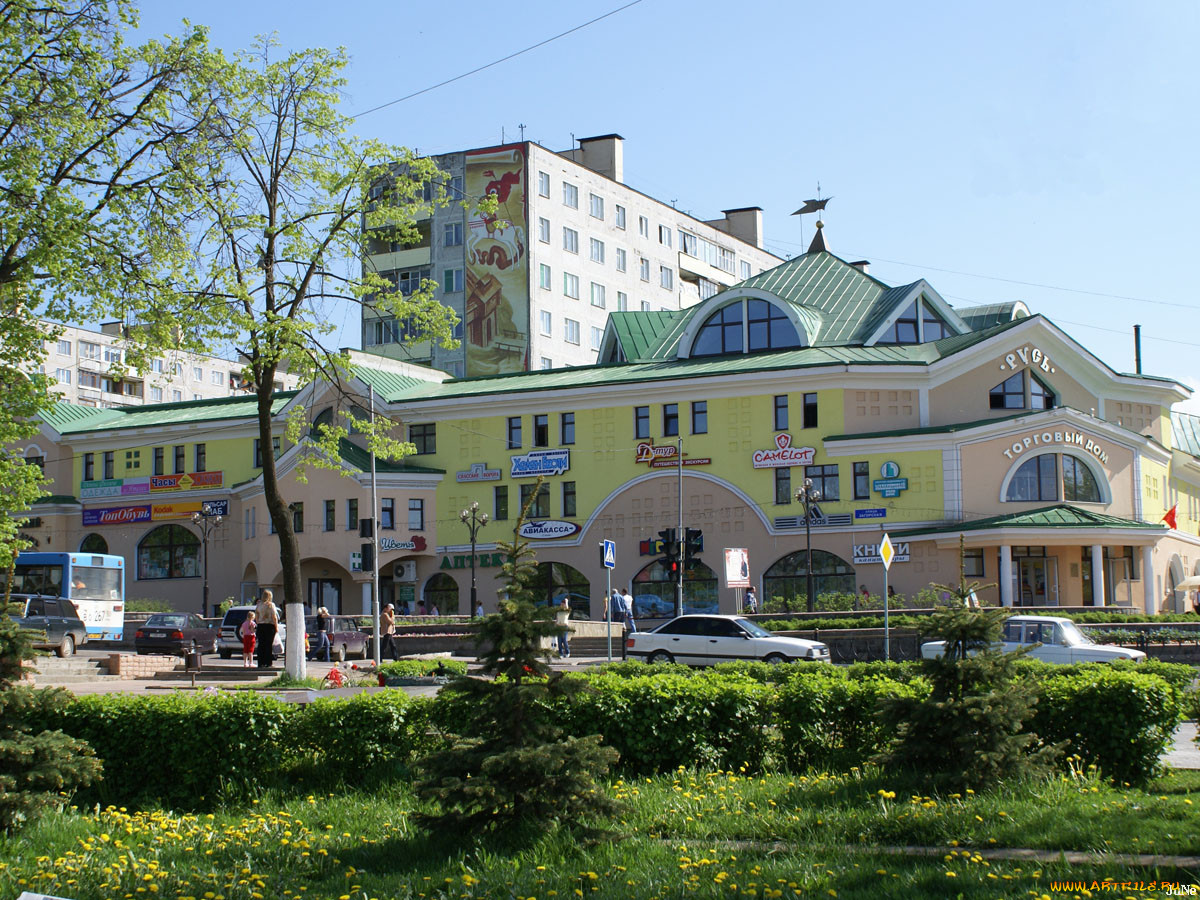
<box><xmin>1106</xmin><ymin>557</ymin><xmax>1132</xmax><ymax>606</ymax></box>
<box><xmin>307</xmin><ymin>578</ymin><xmax>342</xmax><ymax>614</ymax></box>
<box><xmin>1014</xmin><ymin>558</ymin><xmax>1058</xmax><ymax>606</ymax></box>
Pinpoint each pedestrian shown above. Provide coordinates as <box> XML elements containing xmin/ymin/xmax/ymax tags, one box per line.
<box><xmin>555</xmin><ymin>593</ymin><xmax>571</xmax><ymax>658</ymax></box>
<box><xmin>380</xmin><ymin>602</ymin><xmax>398</xmax><ymax>660</ymax></box>
<box><xmin>314</xmin><ymin>606</ymin><xmax>331</xmax><ymax>663</ymax></box>
<box><xmin>609</xmin><ymin>589</ymin><xmax>623</xmax><ymax>622</ymax></box>
<box><xmin>238</xmin><ymin>611</ymin><xmax>257</xmax><ymax>668</ymax></box>
<box><xmin>621</xmin><ymin>586</ymin><xmax>637</xmax><ymax>632</ymax></box>
<box><xmin>1191</xmin><ymin>591</ymin><xmax>1200</xmax><ymax>616</ymax></box>
<box><xmin>887</xmin><ymin>585</ymin><xmax>896</xmax><ymax>599</ymax></box>
<box><xmin>429</xmin><ymin>602</ymin><xmax>440</xmax><ymax>616</ymax></box>
<box><xmin>744</xmin><ymin>586</ymin><xmax>758</xmax><ymax>614</ymax></box>
<box><xmin>254</xmin><ymin>589</ymin><xmax>279</xmax><ymax>669</ymax></box>
<box><xmin>475</xmin><ymin>600</ymin><xmax>484</xmax><ymax>617</ymax></box>
<box><xmin>416</xmin><ymin>600</ymin><xmax>427</xmax><ymax>616</ymax></box>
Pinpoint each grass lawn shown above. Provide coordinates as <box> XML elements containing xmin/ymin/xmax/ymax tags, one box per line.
<box><xmin>1</xmin><ymin>767</ymin><xmax>1197</xmax><ymax>899</ymax></box>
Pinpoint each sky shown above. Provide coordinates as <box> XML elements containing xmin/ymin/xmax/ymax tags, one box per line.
<box><xmin>137</xmin><ymin>0</ymin><xmax>1200</xmax><ymax>411</ymax></box>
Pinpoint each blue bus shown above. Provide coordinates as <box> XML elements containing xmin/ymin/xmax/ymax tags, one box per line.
<box><xmin>4</xmin><ymin>552</ymin><xmax>126</xmax><ymax>641</ymax></box>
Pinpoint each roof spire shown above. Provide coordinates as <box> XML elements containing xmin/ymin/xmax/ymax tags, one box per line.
<box><xmin>791</xmin><ymin>183</ymin><xmax>832</xmax><ymax>254</ymax></box>
<box><xmin>807</xmin><ymin>218</ymin><xmax>828</xmax><ymax>253</ymax></box>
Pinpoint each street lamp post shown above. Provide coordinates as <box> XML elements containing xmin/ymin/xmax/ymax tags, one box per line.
<box><xmin>191</xmin><ymin>510</ymin><xmax>224</xmax><ymax>618</ymax></box>
<box><xmin>795</xmin><ymin>478</ymin><xmax>821</xmax><ymax>613</ymax></box>
<box><xmin>459</xmin><ymin>501</ymin><xmax>489</xmax><ymax>614</ymax></box>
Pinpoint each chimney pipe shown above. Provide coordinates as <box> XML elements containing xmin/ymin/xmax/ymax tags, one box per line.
<box><xmin>1134</xmin><ymin>324</ymin><xmax>1142</xmax><ymax>374</ymax></box>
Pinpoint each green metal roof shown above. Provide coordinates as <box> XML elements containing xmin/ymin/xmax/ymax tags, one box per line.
<box><xmin>891</xmin><ymin>504</ymin><xmax>1165</xmax><ymax>539</ymax></box>
<box><xmin>336</xmin><ymin>438</ymin><xmax>444</xmax><ymax>475</ymax></box>
<box><xmin>607</xmin><ymin>310</ymin><xmax>687</xmax><ymax>362</ymax></box>
<box><xmin>349</xmin><ymin>363</ymin><xmax>438</xmax><ymax>403</ymax></box>
<box><xmin>1171</xmin><ymin>411</ymin><xmax>1200</xmax><ymax>458</ymax></box>
<box><xmin>32</xmin><ymin>494</ymin><xmax>78</xmax><ymax>505</ymax></box>
<box><xmin>954</xmin><ymin>302</ymin><xmax>1028</xmax><ymax>331</ymax></box>
<box><xmin>825</xmin><ymin>409</ymin><xmax>1044</xmax><ymax>443</ymax></box>
<box><xmin>40</xmin><ymin>392</ymin><xmax>298</xmax><ymax>435</ymax></box>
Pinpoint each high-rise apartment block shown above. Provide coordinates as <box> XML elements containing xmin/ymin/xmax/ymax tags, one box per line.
<box><xmin>362</xmin><ymin>134</ymin><xmax>782</xmax><ymax>377</ymax></box>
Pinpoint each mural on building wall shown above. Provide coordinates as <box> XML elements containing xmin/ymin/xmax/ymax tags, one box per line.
<box><xmin>464</xmin><ymin>145</ymin><xmax>528</xmax><ymax>375</ymax></box>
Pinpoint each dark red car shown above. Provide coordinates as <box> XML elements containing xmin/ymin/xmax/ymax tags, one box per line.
<box><xmin>134</xmin><ymin>612</ymin><xmax>217</xmax><ymax>656</ymax></box>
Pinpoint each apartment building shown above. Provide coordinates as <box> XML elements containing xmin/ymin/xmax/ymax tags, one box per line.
<box><xmin>42</xmin><ymin>322</ymin><xmax>298</xmax><ymax>408</ymax></box>
<box><xmin>362</xmin><ymin>134</ymin><xmax>782</xmax><ymax>377</ymax></box>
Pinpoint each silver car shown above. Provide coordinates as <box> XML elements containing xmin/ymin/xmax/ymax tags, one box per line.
<box><xmin>920</xmin><ymin>615</ymin><xmax>1147</xmax><ymax>664</ymax></box>
<box><xmin>626</xmin><ymin>614</ymin><xmax>830</xmax><ymax>665</ymax></box>
<box><xmin>216</xmin><ymin>605</ymin><xmax>285</xmax><ymax>659</ymax></box>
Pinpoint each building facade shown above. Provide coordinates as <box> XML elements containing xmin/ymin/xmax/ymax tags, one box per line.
<box><xmin>362</xmin><ymin>135</ymin><xmax>782</xmax><ymax>377</ymax></box>
<box><xmin>20</xmin><ymin>246</ymin><xmax>1200</xmax><ymax>619</ymax></box>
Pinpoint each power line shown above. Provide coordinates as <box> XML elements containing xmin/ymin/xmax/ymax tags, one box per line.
<box><xmin>351</xmin><ymin>0</ymin><xmax>646</xmax><ymax>119</ymax></box>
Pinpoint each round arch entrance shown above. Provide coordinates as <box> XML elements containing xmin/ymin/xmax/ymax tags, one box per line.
<box><xmin>763</xmin><ymin>549</ymin><xmax>856</xmax><ymax>612</ymax></box>
<box><xmin>631</xmin><ymin>559</ymin><xmax>717</xmax><ymax>618</ymax></box>
<box><xmin>79</xmin><ymin>533</ymin><xmax>108</xmax><ymax>553</ymax></box>
<box><xmin>530</xmin><ymin>562</ymin><xmax>591</xmax><ymax>619</ymax></box>
<box><xmin>423</xmin><ymin>573</ymin><xmax>459</xmax><ymax>614</ymax></box>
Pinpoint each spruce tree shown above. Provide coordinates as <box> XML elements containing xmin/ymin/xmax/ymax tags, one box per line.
<box><xmin>415</xmin><ymin>487</ymin><xmax>618</xmax><ymax>837</ymax></box>
<box><xmin>0</xmin><ymin>578</ymin><xmax>101</xmax><ymax>832</ymax></box>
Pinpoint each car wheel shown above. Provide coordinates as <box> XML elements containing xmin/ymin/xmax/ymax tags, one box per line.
<box><xmin>335</xmin><ymin>644</ymin><xmax>347</xmax><ymax>663</ymax></box>
<box><xmin>764</xmin><ymin>653</ymin><xmax>790</xmax><ymax>665</ymax></box>
<box><xmin>57</xmin><ymin>634</ymin><xmax>75</xmax><ymax>658</ymax></box>
<box><xmin>219</xmin><ymin>649</ymin><xmax>232</xmax><ymax>660</ymax></box>
<box><xmin>647</xmin><ymin>650</ymin><xmax>674</xmax><ymax>664</ymax></box>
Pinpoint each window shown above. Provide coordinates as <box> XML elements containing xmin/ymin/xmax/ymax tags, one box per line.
<box><xmin>638</xmin><ymin>215</ymin><xmax>649</xmax><ymax>237</ymax></box>
<box><xmin>154</xmin><ymin>447</ymin><xmax>164</xmax><ymax>475</ymax></box>
<box><xmin>617</xmin><ymin>291</ymin><xmax>628</xmax><ymax>311</ymax></box>
<box><xmin>172</xmin><ymin>390</ymin><xmax>182</xmax><ymax>402</ymax></box>
<box><xmin>538</xmin><ymin>217</ymin><xmax>550</xmax><ymax>243</ymax></box>
<box><xmin>563</xmin><ymin>272</ymin><xmax>580</xmax><ymax>299</ymax></box>
<box><xmin>560</xmin><ymin>412</ymin><xmax>575</xmax><ymax>445</ymax></box>
<box><xmin>775</xmin><ymin>468</ymin><xmax>792</xmax><ymax>505</ymax></box>
<box><xmin>292</xmin><ymin>502</ymin><xmax>304</xmax><ymax>533</ymax></box>
<box><xmin>448</xmin><ymin>175</ymin><xmax>463</xmax><ymax>198</ymax></box>
<box><xmin>173</xmin><ymin>444</ymin><xmax>185</xmax><ymax>474</ymax></box>
<box><xmin>381</xmin><ymin>498</ymin><xmax>395</xmax><ymax>530</ymax></box>
<box><xmin>589</xmin><ymin>193</ymin><xmax>604</xmax><ymax>219</ymax></box>
<box><xmin>104</xmin><ymin>347</ymin><xmax>122</xmax><ymax>364</ymax></box>
<box><xmin>251</xmin><ymin>437</ymin><xmax>279</xmax><ymax>468</ymax></box>
<box><xmin>590</xmin><ymin>282</ymin><xmax>606</xmax><ymax>308</ymax></box>
<box><xmin>443</xmin><ymin>222</ymin><xmax>463</xmax><ymax>247</ymax></box>
<box><xmin>564</xmin><ymin>318</ymin><xmax>580</xmax><ymax>344</ymax></box>
<box><xmin>193</xmin><ymin>366</ymin><xmax>203</xmax><ymax>381</ymax></box>
<box><xmin>538</xmin><ymin>171</ymin><xmax>550</xmax><ymax>197</ymax></box>
<box><xmin>590</xmin><ymin>237</ymin><xmax>605</xmax><ymax>263</ymax></box>
<box><xmin>1030</xmin><ymin>374</ymin><xmax>1056</xmax><ymax>410</ymax></box>
<box><xmin>443</xmin><ymin>268</ymin><xmax>464</xmax><ymax>292</ymax></box>
<box><xmin>539</xmin><ymin>263</ymin><xmax>551</xmax><ymax>290</ymax></box>
<box><xmin>740</xmin><ymin>260</ymin><xmax>752</xmax><ymax>279</ymax></box>
<box><xmin>150</xmin><ymin>386</ymin><xmax>162</xmax><ymax>402</ymax></box>
<box><xmin>408</xmin><ymin>499</ymin><xmax>424</xmax><ymax>530</ymax></box>
<box><xmin>853</xmin><ymin>461</ymin><xmax>870</xmax><ymax>500</ymax></box>
<box><xmin>79</xmin><ymin>372</ymin><xmax>100</xmax><ymax>389</ymax></box>
<box><xmin>540</xmin><ymin>310</ymin><xmax>552</xmax><ymax>335</ymax></box>
<box><xmin>137</xmin><ymin>525</ymin><xmax>199</xmax><ymax>580</ymax></box>
<box><xmin>639</xmin><ymin>258</ymin><xmax>650</xmax><ymax>281</ymax></box>
<box><xmin>533</xmin><ymin>414</ymin><xmax>549</xmax><ymax>447</ymax></box>
<box><xmin>56</xmin><ymin>339</ymin><xmax>71</xmax><ymax>355</ymax></box>
<box><xmin>590</xmin><ymin>326</ymin><xmax>603</xmax><ymax>350</ymax></box>
<box><xmin>409</xmin><ymin>423</ymin><xmax>436</xmax><ymax>454</ymax></box>
<box><xmin>211</xmin><ymin>369</ymin><xmax>223</xmax><ymax>385</ymax></box>
<box><xmin>507</xmin><ymin>416</ymin><xmax>522</xmax><ymax>449</ymax></box>
<box><xmin>658</xmin><ymin>224</ymin><xmax>672</xmax><ymax>246</ymax></box>
<box><xmin>563</xmin><ymin>227</ymin><xmax>578</xmax><ymax>254</ymax></box>
<box><xmin>151</xmin><ymin>358</ymin><xmax>165</xmax><ymax>374</ymax></box>
<box><xmin>615</xmin><ymin>247</ymin><xmax>627</xmax><ymax>272</ymax></box>
<box><xmin>83</xmin><ymin>452</ymin><xmax>94</xmax><ymax>481</ymax></box>
<box><xmin>769</xmin><ymin>395</ymin><xmax>788</xmax><ymax>431</ymax></box>
<box><xmin>562</xmin><ymin>481</ymin><xmax>577</xmax><ymax>517</ymax></box>
<box><xmin>805</xmin><ymin>464</ymin><xmax>840</xmax><ymax>500</ymax></box>
<box><xmin>563</xmin><ymin>182</ymin><xmax>578</xmax><ymax>208</ymax></box>
<box><xmin>640</xmin><ymin>300</ymin><xmax>651</xmax><ymax>312</ymax></box>
<box><xmin>520</xmin><ymin>482</ymin><xmax>550</xmax><ymax>518</ymax></box>
<box><xmin>877</xmin><ymin>299</ymin><xmax>919</xmax><ymax>344</ymax></box>
<box><xmin>347</xmin><ymin>498</ymin><xmax>358</xmax><ymax>530</ymax></box>
<box><xmin>324</xmin><ymin>500</ymin><xmax>336</xmax><ymax>532</ymax></box>
<box><xmin>615</xmin><ymin>205</ymin><xmax>626</xmax><ymax>229</ymax></box>
<box><xmin>989</xmin><ymin>373</ymin><xmax>1025</xmax><ymax>410</ymax></box>
<box><xmin>922</xmin><ymin>303</ymin><xmax>951</xmax><ymax>340</ymax></box>
<box><xmin>1063</xmin><ymin>455</ymin><xmax>1101</xmax><ymax>501</ymax></box>
<box><xmin>79</xmin><ymin>341</ymin><xmax>100</xmax><ymax>360</ymax></box>
<box><xmin>1006</xmin><ymin>454</ymin><xmax>1058</xmax><ymax>502</ymax></box>
<box><xmin>963</xmin><ymin>548</ymin><xmax>985</xmax><ymax>577</ymax></box>
<box><xmin>803</xmin><ymin>392</ymin><xmax>818</xmax><ymax>428</ymax></box>
<box><xmin>103</xmin><ymin>451</ymin><xmax>114</xmax><ymax>480</ymax></box>
<box><xmin>634</xmin><ymin>406</ymin><xmax>650</xmax><ymax>439</ymax></box>
<box><xmin>657</xmin><ymin>402</ymin><xmax>677</xmax><ymax>437</ymax></box>
<box><xmin>194</xmin><ymin>443</ymin><xmax>206</xmax><ymax>472</ymax></box>
<box><xmin>396</xmin><ymin>266</ymin><xmax>431</xmax><ymax>295</ymax></box>
<box><xmin>494</xmin><ymin>485</ymin><xmax>509</xmax><ymax>520</ymax></box>
<box><xmin>699</xmin><ymin>278</ymin><xmax>719</xmax><ymax>300</ymax></box>
<box><xmin>691</xmin><ymin>401</ymin><xmax>707</xmax><ymax>434</ymax></box>
<box><xmin>660</xmin><ymin>266</ymin><xmax>673</xmax><ymax>290</ymax></box>
<box><xmin>54</xmin><ymin>367</ymin><xmax>71</xmax><ymax>384</ymax></box>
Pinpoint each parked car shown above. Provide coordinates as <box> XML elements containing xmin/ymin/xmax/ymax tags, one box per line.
<box><xmin>9</xmin><ymin>595</ymin><xmax>88</xmax><ymax>657</ymax></box>
<box><xmin>626</xmin><ymin>614</ymin><xmax>831</xmax><ymax>665</ymax></box>
<box><xmin>134</xmin><ymin>612</ymin><xmax>217</xmax><ymax>656</ymax></box>
<box><xmin>920</xmin><ymin>615</ymin><xmax>1147</xmax><ymax>663</ymax></box>
<box><xmin>305</xmin><ymin>614</ymin><xmax>370</xmax><ymax>662</ymax></box>
<box><xmin>216</xmin><ymin>605</ymin><xmax>285</xmax><ymax>659</ymax></box>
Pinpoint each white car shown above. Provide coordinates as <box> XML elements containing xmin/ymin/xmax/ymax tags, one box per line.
<box><xmin>626</xmin><ymin>614</ymin><xmax>831</xmax><ymax>665</ymax></box>
<box><xmin>920</xmin><ymin>615</ymin><xmax>1146</xmax><ymax>664</ymax></box>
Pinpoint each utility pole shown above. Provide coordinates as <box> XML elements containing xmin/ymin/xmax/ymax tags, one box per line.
<box><xmin>796</xmin><ymin>478</ymin><xmax>822</xmax><ymax>613</ymax></box>
<box><xmin>676</xmin><ymin>437</ymin><xmax>684</xmax><ymax>618</ymax></box>
<box><xmin>370</xmin><ymin>384</ymin><xmax>381</xmax><ymax>665</ymax></box>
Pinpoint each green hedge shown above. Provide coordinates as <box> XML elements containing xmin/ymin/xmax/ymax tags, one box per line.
<box><xmin>376</xmin><ymin>658</ymin><xmax>468</xmax><ymax>679</ymax></box>
<box><xmin>291</xmin><ymin>693</ymin><xmax>437</xmax><ymax>770</ymax></box>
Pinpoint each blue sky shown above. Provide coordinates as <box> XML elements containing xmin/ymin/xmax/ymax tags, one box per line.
<box><xmin>138</xmin><ymin>0</ymin><xmax>1200</xmax><ymax>409</ymax></box>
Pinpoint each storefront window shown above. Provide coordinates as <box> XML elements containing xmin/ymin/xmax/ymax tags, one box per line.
<box><xmin>423</xmin><ymin>573</ymin><xmax>459</xmax><ymax>614</ymax></box>
<box><xmin>80</xmin><ymin>533</ymin><xmax>108</xmax><ymax>554</ymax></box>
<box><xmin>137</xmin><ymin>524</ymin><xmax>200</xmax><ymax>580</ymax></box>
<box><xmin>631</xmin><ymin>559</ymin><xmax>717</xmax><ymax>616</ymax></box>
<box><xmin>763</xmin><ymin>549</ymin><xmax>856</xmax><ymax>610</ymax></box>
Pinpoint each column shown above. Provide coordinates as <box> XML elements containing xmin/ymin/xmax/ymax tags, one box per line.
<box><xmin>1141</xmin><ymin>545</ymin><xmax>1155</xmax><ymax>615</ymax></box>
<box><xmin>362</xmin><ymin>581</ymin><xmax>372</xmax><ymax>615</ymax></box>
<box><xmin>1091</xmin><ymin>545</ymin><xmax>1105</xmax><ymax>607</ymax></box>
<box><xmin>999</xmin><ymin>545</ymin><xmax>1013</xmax><ymax>607</ymax></box>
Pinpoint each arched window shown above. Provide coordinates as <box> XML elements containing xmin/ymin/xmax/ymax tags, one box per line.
<box><xmin>137</xmin><ymin>524</ymin><xmax>200</xmax><ymax>580</ymax></box>
<box><xmin>423</xmin><ymin>573</ymin><xmax>459</xmax><ymax>614</ymax></box>
<box><xmin>1004</xmin><ymin>453</ymin><xmax>1104</xmax><ymax>503</ymax></box>
<box><xmin>989</xmin><ymin>370</ymin><xmax>1056</xmax><ymax>410</ymax></box>
<box><xmin>692</xmin><ymin>299</ymin><xmax>801</xmax><ymax>357</ymax></box>
<box><xmin>79</xmin><ymin>533</ymin><xmax>108</xmax><ymax>554</ymax></box>
<box><xmin>530</xmin><ymin>562</ymin><xmax>591</xmax><ymax>619</ymax></box>
<box><xmin>631</xmin><ymin>559</ymin><xmax>718</xmax><ymax>616</ymax></box>
<box><xmin>763</xmin><ymin>549</ymin><xmax>856</xmax><ymax>610</ymax></box>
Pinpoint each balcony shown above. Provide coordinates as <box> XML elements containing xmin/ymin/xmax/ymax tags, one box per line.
<box><xmin>367</xmin><ymin>246</ymin><xmax>431</xmax><ymax>272</ymax></box>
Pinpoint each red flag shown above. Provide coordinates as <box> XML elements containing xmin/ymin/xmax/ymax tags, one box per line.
<box><xmin>1162</xmin><ymin>504</ymin><xmax>1178</xmax><ymax>529</ymax></box>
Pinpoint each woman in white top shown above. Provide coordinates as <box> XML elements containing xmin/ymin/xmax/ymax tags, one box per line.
<box><xmin>254</xmin><ymin>589</ymin><xmax>279</xmax><ymax>669</ymax></box>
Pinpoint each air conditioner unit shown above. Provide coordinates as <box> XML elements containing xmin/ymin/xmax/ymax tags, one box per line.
<box><xmin>393</xmin><ymin>560</ymin><xmax>417</xmax><ymax>582</ymax></box>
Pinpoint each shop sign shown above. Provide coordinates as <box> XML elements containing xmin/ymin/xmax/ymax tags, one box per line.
<box><xmin>150</xmin><ymin>471</ymin><xmax>223</xmax><ymax>492</ymax></box>
<box><xmin>80</xmin><ymin>478</ymin><xmax>128</xmax><ymax>500</ymax></box>
<box><xmin>517</xmin><ymin>519</ymin><xmax>580</xmax><ymax>540</ymax></box>
<box><xmin>872</xmin><ymin>461</ymin><xmax>909</xmax><ymax>498</ymax></box>
<box><xmin>83</xmin><ymin>504</ymin><xmax>152</xmax><ymax>526</ymax></box>
<box><xmin>997</xmin><ymin>344</ymin><xmax>1058</xmax><ymax>376</ymax></box>
<box><xmin>440</xmin><ymin>552</ymin><xmax>504</xmax><ymax>569</ymax></box>
<box><xmin>350</xmin><ymin>551</ymin><xmax>362</xmax><ymax>572</ymax></box>
<box><xmin>634</xmin><ymin>441</ymin><xmax>712</xmax><ymax>468</ymax></box>
<box><xmin>723</xmin><ymin>548</ymin><xmax>750</xmax><ymax>588</ymax></box>
<box><xmin>151</xmin><ymin>501</ymin><xmax>207</xmax><ymax>521</ymax></box>
<box><xmin>456</xmin><ymin>462</ymin><xmax>502</xmax><ymax>483</ymax></box>
<box><xmin>380</xmin><ymin>536</ymin><xmax>428</xmax><ymax>552</ymax></box>
<box><xmin>200</xmin><ymin>500</ymin><xmax>228</xmax><ymax>517</ymax></box>
<box><xmin>510</xmin><ymin>449</ymin><xmax>570</xmax><ymax>478</ymax></box>
<box><xmin>1001</xmin><ymin>430</ymin><xmax>1109</xmax><ymax>465</ymax></box>
<box><xmin>853</xmin><ymin>541</ymin><xmax>910</xmax><ymax>565</ymax></box>
<box><xmin>855</xmin><ymin>508</ymin><xmax>887</xmax><ymax>519</ymax></box>
<box><xmin>752</xmin><ymin>433</ymin><xmax>816</xmax><ymax>469</ymax></box>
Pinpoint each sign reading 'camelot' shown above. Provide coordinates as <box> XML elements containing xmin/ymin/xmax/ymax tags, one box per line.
<box><xmin>1002</xmin><ymin>430</ymin><xmax>1109</xmax><ymax>465</ymax></box>
<box><xmin>510</xmin><ymin>449</ymin><xmax>570</xmax><ymax>478</ymax></box>
<box><xmin>752</xmin><ymin>433</ymin><xmax>816</xmax><ymax>469</ymax></box>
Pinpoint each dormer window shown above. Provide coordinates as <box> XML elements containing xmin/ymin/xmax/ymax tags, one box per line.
<box><xmin>877</xmin><ymin>298</ymin><xmax>953</xmax><ymax>344</ymax></box>
<box><xmin>692</xmin><ymin>299</ymin><xmax>801</xmax><ymax>357</ymax></box>
<box><xmin>989</xmin><ymin>370</ymin><xmax>1057</xmax><ymax>410</ymax></box>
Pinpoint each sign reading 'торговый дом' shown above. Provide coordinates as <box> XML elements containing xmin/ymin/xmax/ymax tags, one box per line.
<box><xmin>1001</xmin><ymin>430</ymin><xmax>1109</xmax><ymax>465</ymax></box>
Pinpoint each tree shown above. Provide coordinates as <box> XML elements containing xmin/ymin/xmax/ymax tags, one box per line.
<box><xmin>0</xmin><ymin>0</ymin><xmax>211</xmax><ymax>567</ymax></box>
<box><xmin>171</xmin><ymin>40</ymin><xmax>476</xmax><ymax>676</ymax></box>
<box><xmin>414</xmin><ymin>489</ymin><xmax>619</xmax><ymax>838</ymax></box>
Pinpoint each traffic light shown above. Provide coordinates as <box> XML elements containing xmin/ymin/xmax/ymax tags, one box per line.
<box><xmin>683</xmin><ymin>528</ymin><xmax>703</xmax><ymax>563</ymax></box>
<box><xmin>360</xmin><ymin>542</ymin><xmax>374</xmax><ymax>573</ymax></box>
<box><xmin>657</xmin><ymin>528</ymin><xmax>679</xmax><ymax>576</ymax></box>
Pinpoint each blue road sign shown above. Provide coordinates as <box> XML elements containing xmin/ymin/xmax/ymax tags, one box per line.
<box><xmin>601</xmin><ymin>539</ymin><xmax>617</xmax><ymax>569</ymax></box>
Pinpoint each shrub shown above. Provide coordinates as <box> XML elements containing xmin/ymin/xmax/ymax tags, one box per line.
<box><xmin>293</xmin><ymin>692</ymin><xmax>436</xmax><ymax>770</ymax></box>
<box><xmin>377</xmin><ymin>658</ymin><xmax>468</xmax><ymax>679</ymax></box>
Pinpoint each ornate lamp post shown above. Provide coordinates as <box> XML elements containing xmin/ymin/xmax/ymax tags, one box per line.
<box><xmin>459</xmin><ymin>501</ymin><xmax>489</xmax><ymax>614</ymax></box>
<box><xmin>795</xmin><ymin>478</ymin><xmax>821</xmax><ymax>613</ymax></box>
<box><xmin>191</xmin><ymin>509</ymin><xmax>224</xmax><ymax>617</ymax></box>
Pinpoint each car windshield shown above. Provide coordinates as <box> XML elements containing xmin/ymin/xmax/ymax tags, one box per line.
<box><xmin>146</xmin><ymin>614</ymin><xmax>187</xmax><ymax>628</ymax></box>
<box><xmin>735</xmin><ymin>617</ymin><xmax>771</xmax><ymax>638</ymax></box>
<box><xmin>1059</xmin><ymin>621</ymin><xmax>1092</xmax><ymax>646</ymax></box>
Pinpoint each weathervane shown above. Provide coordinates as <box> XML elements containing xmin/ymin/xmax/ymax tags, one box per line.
<box><xmin>791</xmin><ymin>184</ymin><xmax>832</xmax><ymax>253</ymax></box>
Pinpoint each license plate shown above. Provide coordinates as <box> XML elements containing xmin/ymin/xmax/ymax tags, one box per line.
<box><xmin>150</xmin><ymin>632</ymin><xmax>167</xmax><ymax>638</ymax></box>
